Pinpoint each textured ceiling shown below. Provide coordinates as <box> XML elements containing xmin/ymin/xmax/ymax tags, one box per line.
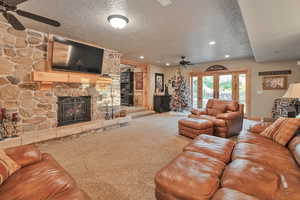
<box><xmin>238</xmin><ymin>0</ymin><xmax>300</xmax><ymax>62</ymax></box>
<box><xmin>1</xmin><ymin>0</ymin><xmax>254</xmax><ymax>66</ymax></box>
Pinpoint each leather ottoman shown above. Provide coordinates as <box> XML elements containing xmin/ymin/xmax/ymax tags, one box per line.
<box><xmin>178</xmin><ymin>118</ymin><xmax>213</xmax><ymax>139</ymax></box>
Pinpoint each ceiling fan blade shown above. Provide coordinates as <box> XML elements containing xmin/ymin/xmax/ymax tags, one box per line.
<box><xmin>16</xmin><ymin>9</ymin><xmax>60</xmax><ymax>27</ymax></box>
<box><xmin>0</xmin><ymin>0</ymin><xmax>27</xmax><ymax>7</ymax></box>
<box><xmin>3</xmin><ymin>12</ymin><xmax>25</xmax><ymax>30</ymax></box>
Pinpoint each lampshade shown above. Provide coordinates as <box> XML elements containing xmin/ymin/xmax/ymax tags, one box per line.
<box><xmin>283</xmin><ymin>83</ymin><xmax>300</xmax><ymax>98</ymax></box>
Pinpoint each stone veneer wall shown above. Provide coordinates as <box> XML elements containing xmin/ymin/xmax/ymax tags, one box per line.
<box><xmin>0</xmin><ymin>22</ymin><xmax>121</xmax><ymax>136</ymax></box>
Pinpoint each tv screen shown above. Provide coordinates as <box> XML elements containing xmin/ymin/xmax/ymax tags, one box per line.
<box><xmin>52</xmin><ymin>36</ymin><xmax>104</xmax><ymax>74</ymax></box>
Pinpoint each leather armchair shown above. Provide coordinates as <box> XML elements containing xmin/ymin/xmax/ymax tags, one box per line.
<box><xmin>189</xmin><ymin>99</ymin><xmax>244</xmax><ymax>138</ymax></box>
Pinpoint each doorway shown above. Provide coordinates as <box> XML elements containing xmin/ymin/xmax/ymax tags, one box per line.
<box><xmin>191</xmin><ymin>70</ymin><xmax>250</xmax><ymax>116</ymax></box>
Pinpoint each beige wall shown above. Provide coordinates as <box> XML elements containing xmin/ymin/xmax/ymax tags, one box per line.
<box><xmin>164</xmin><ymin>58</ymin><xmax>300</xmax><ymax>118</ymax></box>
<box><xmin>148</xmin><ymin>65</ymin><xmax>165</xmax><ymax>109</ymax></box>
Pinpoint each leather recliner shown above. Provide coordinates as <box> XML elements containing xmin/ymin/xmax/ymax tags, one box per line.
<box><xmin>189</xmin><ymin>99</ymin><xmax>244</xmax><ymax>138</ymax></box>
<box><xmin>0</xmin><ymin>145</ymin><xmax>91</xmax><ymax>200</ymax></box>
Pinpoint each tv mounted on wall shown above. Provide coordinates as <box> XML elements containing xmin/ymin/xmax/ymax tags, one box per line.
<box><xmin>51</xmin><ymin>36</ymin><xmax>104</xmax><ymax>74</ymax></box>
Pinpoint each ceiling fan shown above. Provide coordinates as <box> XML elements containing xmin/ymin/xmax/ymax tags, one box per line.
<box><xmin>179</xmin><ymin>56</ymin><xmax>195</xmax><ymax>68</ymax></box>
<box><xmin>0</xmin><ymin>0</ymin><xmax>60</xmax><ymax>31</ymax></box>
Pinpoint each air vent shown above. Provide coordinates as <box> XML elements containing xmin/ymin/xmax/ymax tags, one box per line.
<box><xmin>156</xmin><ymin>0</ymin><xmax>172</xmax><ymax>7</ymax></box>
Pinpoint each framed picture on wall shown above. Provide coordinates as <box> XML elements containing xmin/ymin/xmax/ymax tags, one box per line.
<box><xmin>155</xmin><ymin>73</ymin><xmax>164</xmax><ymax>93</ymax></box>
<box><xmin>262</xmin><ymin>76</ymin><xmax>287</xmax><ymax>90</ymax></box>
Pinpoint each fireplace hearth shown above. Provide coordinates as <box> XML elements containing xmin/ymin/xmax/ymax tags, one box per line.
<box><xmin>57</xmin><ymin>96</ymin><xmax>91</xmax><ymax>126</ymax></box>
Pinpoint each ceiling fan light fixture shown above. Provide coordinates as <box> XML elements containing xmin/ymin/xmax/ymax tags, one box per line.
<box><xmin>139</xmin><ymin>56</ymin><xmax>144</xmax><ymax>59</ymax></box>
<box><xmin>166</xmin><ymin>62</ymin><xmax>170</xmax><ymax>66</ymax></box>
<box><xmin>107</xmin><ymin>14</ymin><xmax>129</xmax><ymax>29</ymax></box>
<box><xmin>225</xmin><ymin>54</ymin><xmax>231</xmax><ymax>58</ymax></box>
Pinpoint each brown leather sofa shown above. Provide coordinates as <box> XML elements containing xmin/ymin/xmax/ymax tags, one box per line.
<box><xmin>189</xmin><ymin>99</ymin><xmax>244</xmax><ymax>138</ymax></box>
<box><xmin>155</xmin><ymin>123</ymin><xmax>300</xmax><ymax>200</ymax></box>
<box><xmin>0</xmin><ymin>145</ymin><xmax>91</xmax><ymax>200</ymax></box>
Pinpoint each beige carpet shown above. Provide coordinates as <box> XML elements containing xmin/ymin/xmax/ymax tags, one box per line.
<box><xmin>38</xmin><ymin>113</ymin><xmax>191</xmax><ymax>200</ymax></box>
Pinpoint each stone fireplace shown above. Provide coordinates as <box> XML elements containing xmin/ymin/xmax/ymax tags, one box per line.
<box><xmin>0</xmin><ymin>22</ymin><xmax>129</xmax><ymax>148</ymax></box>
<box><xmin>57</xmin><ymin>96</ymin><xmax>91</xmax><ymax>126</ymax></box>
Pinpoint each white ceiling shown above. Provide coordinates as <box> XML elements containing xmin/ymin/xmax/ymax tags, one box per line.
<box><xmin>0</xmin><ymin>0</ymin><xmax>254</xmax><ymax>66</ymax></box>
<box><xmin>238</xmin><ymin>0</ymin><xmax>300</xmax><ymax>62</ymax></box>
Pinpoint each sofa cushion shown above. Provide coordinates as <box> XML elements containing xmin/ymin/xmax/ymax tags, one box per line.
<box><xmin>222</xmin><ymin>159</ymin><xmax>300</xmax><ymax>200</ymax></box>
<box><xmin>5</xmin><ymin>145</ymin><xmax>42</xmax><ymax>168</ymax></box>
<box><xmin>0</xmin><ymin>153</ymin><xmax>77</xmax><ymax>200</ymax></box>
<box><xmin>207</xmin><ymin>99</ymin><xmax>239</xmax><ymax>112</ymax></box>
<box><xmin>288</xmin><ymin>135</ymin><xmax>300</xmax><ymax>167</ymax></box>
<box><xmin>0</xmin><ymin>150</ymin><xmax>20</xmax><ymax>184</ymax></box>
<box><xmin>222</xmin><ymin>159</ymin><xmax>279</xmax><ymax>200</ymax></box>
<box><xmin>155</xmin><ymin>151</ymin><xmax>225</xmax><ymax>200</ymax></box>
<box><xmin>184</xmin><ymin>134</ymin><xmax>236</xmax><ymax>163</ymax></box>
<box><xmin>225</xmin><ymin>101</ymin><xmax>239</xmax><ymax>112</ymax></box>
<box><xmin>238</xmin><ymin>132</ymin><xmax>284</xmax><ymax>150</ymax></box>
<box><xmin>212</xmin><ymin>188</ymin><xmax>260</xmax><ymax>200</ymax></box>
<box><xmin>197</xmin><ymin>115</ymin><xmax>227</xmax><ymax>127</ymax></box>
<box><xmin>48</xmin><ymin>188</ymin><xmax>91</xmax><ymax>200</ymax></box>
<box><xmin>178</xmin><ymin>118</ymin><xmax>213</xmax><ymax>130</ymax></box>
<box><xmin>232</xmin><ymin>142</ymin><xmax>300</xmax><ymax>175</ymax></box>
<box><xmin>191</xmin><ymin>108</ymin><xmax>207</xmax><ymax>115</ymax></box>
<box><xmin>208</xmin><ymin>104</ymin><xmax>227</xmax><ymax>116</ymax></box>
<box><xmin>261</xmin><ymin>118</ymin><xmax>300</xmax><ymax>146</ymax></box>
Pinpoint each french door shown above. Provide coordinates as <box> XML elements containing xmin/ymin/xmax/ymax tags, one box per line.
<box><xmin>191</xmin><ymin>71</ymin><xmax>249</xmax><ymax>115</ymax></box>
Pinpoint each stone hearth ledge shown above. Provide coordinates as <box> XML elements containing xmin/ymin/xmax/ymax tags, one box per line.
<box><xmin>0</xmin><ymin>116</ymin><xmax>131</xmax><ymax>149</ymax></box>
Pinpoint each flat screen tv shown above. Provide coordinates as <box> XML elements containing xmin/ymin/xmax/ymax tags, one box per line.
<box><xmin>52</xmin><ymin>36</ymin><xmax>104</xmax><ymax>74</ymax></box>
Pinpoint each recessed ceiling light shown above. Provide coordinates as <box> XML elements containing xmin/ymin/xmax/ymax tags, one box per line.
<box><xmin>225</xmin><ymin>54</ymin><xmax>231</xmax><ymax>58</ymax></box>
<box><xmin>139</xmin><ymin>56</ymin><xmax>144</xmax><ymax>59</ymax></box>
<box><xmin>166</xmin><ymin>63</ymin><xmax>170</xmax><ymax>66</ymax></box>
<box><xmin>107</xmin><ymin>15</ymin><xmax>129</xmax><ymax>29</ymax></box>
<box><xmin>156</xmin><ymin>0</ymin><xmax>172</xmax><ymax>7</ymax></box>
<box><xmin>209</xmin><ymin>41</ymin><xmax>216</xmax><ymax>45</ymax></box>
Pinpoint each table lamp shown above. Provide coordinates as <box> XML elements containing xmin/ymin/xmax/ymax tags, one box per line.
<box><xmin>283</xmin><ymin>83</ymin><xmax>300</xmax><ymax>117</ymax></box>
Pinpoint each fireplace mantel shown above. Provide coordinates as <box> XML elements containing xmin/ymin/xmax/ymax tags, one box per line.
<box><xmin>32</xmin><ymin>71</ymin><xmax>113</xmax><ymax>90</ymax></box>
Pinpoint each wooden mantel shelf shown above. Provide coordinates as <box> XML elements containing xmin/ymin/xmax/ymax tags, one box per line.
<box><xmin>32</xmin><ymin>71</ymin><xmax>113</xmax><ymax>90</ymax></box>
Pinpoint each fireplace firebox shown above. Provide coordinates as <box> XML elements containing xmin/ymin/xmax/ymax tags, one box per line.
<box><xmin>57</xmin><ymin>96</ymin><xmax>91</xmax><ymax>126</ymax></box>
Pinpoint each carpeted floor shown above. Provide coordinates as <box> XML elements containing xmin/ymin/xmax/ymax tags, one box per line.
<box><xmin>38</xmin><ymin>113</ymin><xmax>256</xmax><ymax>200</ymax></box>
<box><xmin>38</xmin><ymin>113</ymin><xmax>191</xmax><ymax>200</ymax></box>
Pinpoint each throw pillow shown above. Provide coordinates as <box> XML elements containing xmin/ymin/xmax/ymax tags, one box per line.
<box><xmin>260</xmin><ymin>118</ymin><xmax>300</xmax><ymax>146</ymax></box>
<box><xmin>0</xmin><ymin>150</ymin><xmax>20</xmax><ymax>184</ymax></box>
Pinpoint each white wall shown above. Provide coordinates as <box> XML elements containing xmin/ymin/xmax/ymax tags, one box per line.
<box><xmin>164</xmin><ymin>58</ymin><xmax>300</xmax><ymax>118</ymax></box>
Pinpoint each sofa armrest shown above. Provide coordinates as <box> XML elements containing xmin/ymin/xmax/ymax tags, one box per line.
<box><xmin>5</xmin><ymin>145</ymin><xmax>42</xmax><ymax>167</ymax></box>
<box><xmin>191</xmin><ymin>108</ymin><xmax>207</xmax><ymax>115</ymax></box>
<box><xmin>248</xmin><ymin>122</ymin><xmax>272</xmax><ymax>134</ymax></box>
<box><xmin>216</xmin><ymin>112</ymin><xmax>241</xmax><ymax>120</ymax></box>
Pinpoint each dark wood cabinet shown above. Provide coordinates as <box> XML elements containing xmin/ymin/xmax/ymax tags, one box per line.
<box><xmin>121</xmin><ymin>71</ymin><xmax>134</xmax><ymax>106</ymax></box>
<box><xmin>154</xmin><ymin>95</ymin><xmax>171</xmax><ymax>113</ymax></box>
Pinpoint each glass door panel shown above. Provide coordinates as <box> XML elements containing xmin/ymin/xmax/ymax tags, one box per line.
<box><xmin>202</xmin><ymin>76</ymin><xmax>214</xmax><ymax>108</ymax></box>
<box><xmin>239</xmin><ymin>74</ymin><xmax>246</xmax><ymax>113</ymax></box>
<box><xmin>192</xmin><ymin>76</ymin><xmax>198</xmax><ymax>108</ymax></box>
<box><xmin>219</xmin><ymin>74</ymin><xmax>232</xmax><ymax>100</ymax></box>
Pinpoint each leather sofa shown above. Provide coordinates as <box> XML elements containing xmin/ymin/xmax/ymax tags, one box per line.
<box><xmin>0</xmin><ymin>145</ymin><xmax>91</xmax><ymax>200</ymax></box>
<box><xmin>189</xmin><ymin>99</ymin><xmax>244</xmax><ymax>138</ymax></box>
<box><xmin>155</xmin><ymin>123</ymin><xmax>300</xmax><ymax>200</ymax></box>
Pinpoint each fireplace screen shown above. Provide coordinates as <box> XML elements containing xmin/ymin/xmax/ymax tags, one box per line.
<box><xmin>57</xmin><ymin>96</ymin><xmax>91</xmax><ymax>126</ymax></box>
